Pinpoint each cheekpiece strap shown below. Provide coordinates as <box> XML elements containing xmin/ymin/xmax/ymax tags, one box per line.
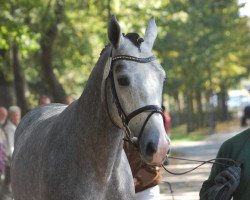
<box><xmin>112</xmin><ymin>55</ymin><xmax>156</xmax><ymax>63</ymax></box>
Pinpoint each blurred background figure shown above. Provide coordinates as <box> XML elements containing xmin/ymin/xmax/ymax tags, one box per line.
<box><xmin>4</xmin><ymin>106</ymin><xmax>21</xmax><ymax>156</ymax></box>
<box><xmin>241</xmin><ymin>105</ymin><xmax>250</xmax><ymax>127</ymax></box>
<box><xmin>162</xmin><ymin>105</ymin><xmax>171</xmax><ymax>135</ymax></box>
<box><xmin>0</xmin><ymin>126</ymin><xmax>6</xmax><ymax>175</ymax></box>
<box><xmin>0</xmin><ymin>107</ymin><xmax>7</xmax><ymax>180</ymax></box>
<box><xmin>38</xmin><ymin>95</ymin><xmax>51</xmax><ymax>105</ymax></box>
<box><xmin>63</xmin><ymin>96</ymin><xmax>74</xmax><ymax>105</ymax></box>
<box><xmin>2</xmin><ymin>106</ymin><xmax>21</xmax><ymax>199</ymax></box>
<box><xmin>0</xmin><ymin>107</ymin><xmax>8</xmax><ymax>127</ymax></box>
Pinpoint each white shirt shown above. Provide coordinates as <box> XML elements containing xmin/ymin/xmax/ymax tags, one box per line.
<box><xmin>3</xmin><ymin>120</ymin><xmax>16</xmax><ymax>157</ymax></box>
<box><xmin>135</xmin><ymin>185</ymin><xmax>160</xmax><ymax>200</ymax></box>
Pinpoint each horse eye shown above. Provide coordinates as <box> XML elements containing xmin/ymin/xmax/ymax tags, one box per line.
<box><xmin>117</xmin><ymin>76</ymin><xmax>130</xmax><ymax>86</ymax></box>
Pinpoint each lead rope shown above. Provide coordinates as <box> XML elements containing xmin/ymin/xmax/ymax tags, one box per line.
<box><xmin>162</xmin><ymin>181</ymin><xmax>175</xmax><ymax>200</ymax></box>
<box><xmin>161</xmin><ymin>156</ymin><xmax>242</xmax><ymax>200</ymax></box>
<box><xmin>162</xmin><ymin>156</ymin><xmax>238</xmax><ymax>175</ymax></box>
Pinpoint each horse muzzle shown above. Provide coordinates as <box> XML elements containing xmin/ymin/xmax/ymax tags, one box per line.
<box><xmin>139</xmin><ymin>130</ymin><xmax>170</xmax><ymax>166</ymax></box>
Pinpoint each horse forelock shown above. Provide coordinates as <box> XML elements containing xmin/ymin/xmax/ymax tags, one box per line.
<box><xmin>123</xmin><ymin>33</ymin><xmax>144</xmax><ymax>49</ymax></box>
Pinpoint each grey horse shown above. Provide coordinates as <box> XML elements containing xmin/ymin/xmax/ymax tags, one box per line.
<box><xmin>11</xmin><ymin>16</ymin><xmax>170</xmax><ymax>200</ymax></box>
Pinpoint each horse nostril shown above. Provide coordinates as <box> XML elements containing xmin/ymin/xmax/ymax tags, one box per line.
<box><xmin>167</xmin><ymin>148</ymin><xmax>171</xmax><ymax>155</ymax></box>
<box><xmin>146</xmin><ymin>142</ymin><xmax>157</xmax><ymax>156</ymax></box>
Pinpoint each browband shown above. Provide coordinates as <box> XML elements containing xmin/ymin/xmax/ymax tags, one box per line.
<box><xmin>112</xmin><ymin>55</ymin><xmax>156</xmax><ymax>63</ymax></box>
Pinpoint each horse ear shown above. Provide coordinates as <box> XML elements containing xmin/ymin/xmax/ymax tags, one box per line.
<box><xmin>144</xmin><ymin>17</ymin><xmax>158</xmax><ymax>50</ymax></box>
<box><xmin>108</xmin><ymin>15</ymin><xmax>122</xmax><ymax>49</ymax></box>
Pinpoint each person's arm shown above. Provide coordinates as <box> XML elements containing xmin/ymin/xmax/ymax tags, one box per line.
<box><xmin>200</xmin><ymin>139</ymin><xmax>242</xmax><ymax>200</ymax></box>
<box><xmin>200</xmin><ymin>143</ymin><xmax>228</xmax><ymax>200</ymax></box>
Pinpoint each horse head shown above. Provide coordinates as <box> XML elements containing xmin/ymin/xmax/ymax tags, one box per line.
<box><xmin>104</xmin><ymin>16</ymin><xmax>170</xmax><ymax>166</ymax></box>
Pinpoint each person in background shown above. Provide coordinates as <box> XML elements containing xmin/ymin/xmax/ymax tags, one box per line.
<box><xmin>0</xmin><ymin>107</ymin><xmax>7</xmax><ymax>176</ymax></box>
<box><xmin>162</xmin><ymin>105</ymin><xmax>171</xmax><ymax>134</ymax></box>
<box><xmin>200</xmin><ymin>128</ymin><xmax>250</xmax><ymax>200</ymax></box>
<box><xmin>0</xmin><ymin>127</ymin><xmax>6</xmax><ymax>175</ymax></box>
<box><xmin>0</xmin><ymin>128</ymin><xmax>7</xmax><ymax>199</ymax></box>
<box><xmin>38</xmin><ymin>95</ymin><xmax>51</xmax><ymax>105</ymax></box>
<box><xmin>241</xmin><ymin>105</ymin><xmax>250</xmax><ymax>127</ymax></box>
<box><xmin>3</xmin><ymin>106</ymin><xmax>21</xmax><ymax>157</ymax></box>
<box><xmin>63</xmin><ymin>96</ymin><xmax>74</xmax><ymax>105</ymax></box>
<box><xmin>2</xmin><ymin>106</ymin><xmax>21</xmax><ymax>198</ymax></box>
<box><xmin>0</xmin><ymin>107</ymin><xmax>8</xmax><ymax>127</ymax></box>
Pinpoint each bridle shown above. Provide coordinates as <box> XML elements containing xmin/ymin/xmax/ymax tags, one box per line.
<box><xmin>105</xmin><ymin>53</ymin><xmax>166</xmax><ymax>148</ymax></box>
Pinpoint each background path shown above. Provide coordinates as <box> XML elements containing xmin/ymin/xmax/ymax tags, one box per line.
<box><xmin>159</xmin><ymin>126</ymin><xmax>248</xmax><ymax>200</ymax></box>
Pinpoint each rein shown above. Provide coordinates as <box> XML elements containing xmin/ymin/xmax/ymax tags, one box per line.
<box><xmin>162</xmin><ymin>156</ymin><xmax>242</xmax><ymax>175</ymax></box>
<box><xmin>106</xmin><ymin>53</ymin><xmax>166</xmax><ymax>148</ymax></box>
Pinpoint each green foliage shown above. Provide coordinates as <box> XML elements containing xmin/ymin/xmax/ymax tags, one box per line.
<box><xmin>154</xmin><ymin>0</ymin><xmax>250</xmax><ymax>125</ymax></box>
<box><xmin>157</xmin><ymin>0</ymin><xmax>250</xmax><ymax>96</ymax></box>
<box><xmin>0</xmin><ymin>0</ymin><xmax>249</xmax><ymax>117</ymax></box>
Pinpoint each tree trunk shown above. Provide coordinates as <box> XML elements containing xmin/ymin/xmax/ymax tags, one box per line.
<box><xmin>218</xmin><ymin>84</ymin><xmax>228</xmax><ymax>121</ymax></box>
<box><xmin>173</xmin><ymin>92</ymin><xmax>181</xmax><ymax>112</ymax></box>
<box><xmin>195</xmin><ymin>89</ymin><xmax>204</xmax><ymax>128</ymax></box>
<box><xmin>0</xmin><ymin>71</ymin><xmax>15</xmax><ymax>108</ymax></box>
<box><xmin>40</xmin><ymin>37</ymin><xmax>65</xmax><ymax>102</ymax></box>
<box><xmin>40</xmin><ymin>0</ymin><xmax>65</xmax><ymax>103</ymax></box>
<box><xmin>107</xmin><ymin>0</ymin><xmax>111</xmax><ymax>20</ymax></box>
<box><xmin>206</xmin><ymin>90</ymin><xmax>216</xmax><ymax>134</ymax></box>
<box><xmin>186</xmin><ymin>92</ymin><xmax>195</xmax><ymax>133</ymax></box>
<box><xmin>12</xmin><ymin>42</ymin><xmax>29</xmax><ymax>114</ymax></box>
<box><xmin>9</xmin><ymin>1</ymin><xmax>28</xmax><ymax>114</ymax></box>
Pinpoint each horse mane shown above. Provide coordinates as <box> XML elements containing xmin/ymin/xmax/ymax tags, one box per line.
<box><xmin>100</xmin><ymin>44</ymin><xmax>111</xmax><ymax>56</ymax></box>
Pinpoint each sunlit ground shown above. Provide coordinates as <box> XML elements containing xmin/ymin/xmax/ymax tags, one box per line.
<box><xmin>160</xmin><ymin>165</ymin><xmax>211</xmax><ymax>200</ymax></box>
<box><xmin>170</xmin><ymin>119</ymin><xmax>242</xmax><ymax>143</ymax></box>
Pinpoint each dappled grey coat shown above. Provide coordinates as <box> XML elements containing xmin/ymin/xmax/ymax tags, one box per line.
<box><xmin>11</xmin><ymin>44</ymin><xmax>134</xmax><ymax>200</ymax></box>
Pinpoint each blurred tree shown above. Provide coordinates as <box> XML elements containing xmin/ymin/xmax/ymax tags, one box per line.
<box><xmin>10</xmin><ymin>1</ymin><xmax>29</xmax><ymax>114</ymax></box>
<box><xmin>0</xmin><ymin>0</ymin><xmax>33</xmax><ymax>113</ymax></box>
<box><xmin>39</xmin><ymin>0</ymin><xmax>66</xmax><ymax>103</ymax></box>
<box><xmin>0</xmin><ymin>0</ymin><xmax>249</xmax><ymax>132</ymax></box>
<box><xmin>156</xmin><ymin>0</ymin><xmax>250</xmax><ymax>132</ymax></box>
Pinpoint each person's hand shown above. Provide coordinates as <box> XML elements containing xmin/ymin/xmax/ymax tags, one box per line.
<box><xmin>214</xmin><ymin>166</ymin><xmax>241</xmax><ymax>200</ymax></box>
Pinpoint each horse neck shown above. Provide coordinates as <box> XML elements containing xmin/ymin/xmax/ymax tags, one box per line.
<box><xmin>75</xmin><ymin>46</ymin><xmax>124</xmax><ymax>174</ymax></box>
<box><xmin>78</xmin><ymin>45</ymin><xmax>112</xmax><ymax>126</ymax></box>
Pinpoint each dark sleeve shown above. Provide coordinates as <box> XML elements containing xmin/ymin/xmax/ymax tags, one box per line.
<box><xmin>199</xmin><ymin>142</ymin><xmax>229</xmax><ymax>200</ymax></box>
